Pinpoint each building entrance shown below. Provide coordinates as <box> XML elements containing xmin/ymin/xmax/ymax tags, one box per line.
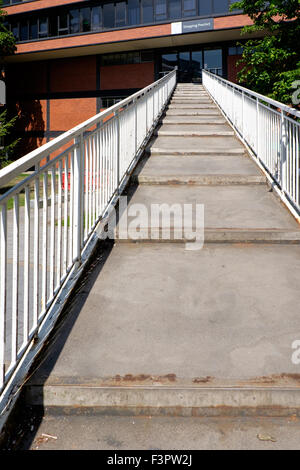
<box><xmin>160</xmin><ymin>47</ymin><xmax>223</xmax><ymax>82</ymax></box>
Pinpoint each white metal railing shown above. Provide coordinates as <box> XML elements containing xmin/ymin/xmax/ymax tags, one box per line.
<box><xmin>0</xmin><ymin>69</ymin><xmax>176</xmax><ymax>410</ymax></box>
<box><xmin>202</xmin><ymin>70</ymin><xmax>300</xmax><ymax>219</ymax></box>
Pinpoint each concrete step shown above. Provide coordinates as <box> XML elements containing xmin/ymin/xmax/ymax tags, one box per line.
<box><xmin>133</xmin><ymin>175</ymin><xmax>266</xmax><ymax>186</ymax></box>
<box><xmin>156</xmin><ymin>124</ymin><xmax>234</xmax><ymax>137</ymax></box>
<box><xmin>117</xmin><ymin>184</ymin><xmax>300</xmax><ymax>234</ymax></box>
<box><xmin>166</xmin><ymin>109</ymin><xmax>222</xmax><ymax>116</ymax></box>
<box><xmin>148</xmin><ymin>135</ymin><xmax>246</xmax><ymax>156</ymax></box>
<box><xmin>24</xmin><ymin>242</ymin><xmax>300</xmax><ymax>416</ymax></box>
<box><xmin>134</xmin><ymin>154</ymin><xmax>264</xmax><ymax>178</ymax></box>
<box><xmin>168</xmin><ymin>104</ymin><xmax>216</xmax><ymax>109</ymax></box>
<box><xmin>171</xmin><ymin>100</ymin><xmax>213</xmax><ymax>105</ymax></box>
<box><xmin>162</xmin><ymin>116</ymin><xmax>226</xmax><ymax>124</ymax></box>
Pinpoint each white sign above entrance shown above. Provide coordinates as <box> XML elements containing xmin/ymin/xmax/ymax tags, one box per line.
<box><xmin>171</xmin><ymin>18</ymin><xmax>214</xmax><ymax>35</ymax></box>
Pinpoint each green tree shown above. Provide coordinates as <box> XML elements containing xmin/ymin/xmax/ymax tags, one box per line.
<box><xmin>230</xmin><ymin>0</ymin><xmax>300</xmax><ymax>105</ymax></box>
<box><xmin>0</xmin><ymin>0</ymin><xmax>17</xmax><ymax>168</ymax></box>
<box><xmin>0</xmin><ymin>0</ymin><xmax>16</xmax><ymax>59</ymax></box>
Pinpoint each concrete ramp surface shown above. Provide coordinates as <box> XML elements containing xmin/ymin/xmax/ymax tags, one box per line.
<box><xmin>25</xmin><ymin>83</ymin><xmax>300</xmax><ymax>417</ymax></box>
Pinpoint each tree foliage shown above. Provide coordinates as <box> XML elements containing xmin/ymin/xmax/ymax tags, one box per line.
<box><xmin>0</xmin><ymin>0</ymin><xmax>16</xmax><ymax>59</ymax></box>
<box><xmin>231</xmin><ymin>0</ymin><xmax>300</xmax><ymax>105</ymax></box>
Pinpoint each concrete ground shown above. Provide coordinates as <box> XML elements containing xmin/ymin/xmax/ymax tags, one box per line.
<box><xmin>6</xmin><ymin>411</ymin><xmax>300</xmax><ymax>450</ymax></box>
<box><xmin>25</xmin><ymin>243</ymin><xmax>300</xmax><ymax>382</ymax></box>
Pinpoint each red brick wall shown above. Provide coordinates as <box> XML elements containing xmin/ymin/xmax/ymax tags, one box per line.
<box><xmin>4</xmin><ymin>0</ymin><xmax>83</xmax><ymax>15</ymax></box>
<box><xmin>100</xmin><ymin>62</ymin><xmax>154</xmax><ymax>90</ymax></box>
<box><xmin>50</xmin><ymin>56</ymin><xmax>96</xmax><ymax>93</ymax></box>
<box><xmin>227</xmin><ymin>55</ymin><xmax>243</xmax><ymax>83</ymax></box>
<box><xmin>50</xmin><ymin>98</ymin><xmax>97</xmax><ymax>130</ymax></box>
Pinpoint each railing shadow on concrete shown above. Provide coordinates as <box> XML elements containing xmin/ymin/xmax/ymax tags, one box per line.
<box><xmin>0</xmin><ymin>69</ymin><xmax>177</xmax><ymax>432</ymax></box>
<box><xmin>202</xmin><ymin>70</ymin><xmax>300</xmax><ymax>223</ymax></box>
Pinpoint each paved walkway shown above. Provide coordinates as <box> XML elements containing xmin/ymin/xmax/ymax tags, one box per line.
<box><xmin>24</xmin><ymin>84</ymin><xmax>300</xmax><ymax>418</ymax></box>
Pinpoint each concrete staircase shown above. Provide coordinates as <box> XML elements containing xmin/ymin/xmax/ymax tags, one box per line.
<box><xmin>24</xmin><ymin>83</ymin><xmax>300</xmax><ymax>417</ymax></box>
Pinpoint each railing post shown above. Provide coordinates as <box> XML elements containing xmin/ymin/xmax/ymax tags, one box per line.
<box><xmin>280</xmin><ymin>110</ymin><xmax>287</xmax><ymax>192</ymax></box>
<box><xmin>0</xmin><ymin>204</ymin><xmax>7</xmax><ymax>390</ymax></box>
<box><xmin>134</xmin><ymin>98</ymin><xmax>138</xmax><ymax>156</ymax></box>
<box><xmin>73</xmin><ymin>134</ymin><xmax>83</xmax><ymax>265</ymax></box>
<box><xmin>115</xmin><ymin>110</ymin><xmax>120</xmax><ymax>193</ymax></box>
<box><xmin>256</xmin><ymin>98</ymin><xmax>260</xmax><ymax>157</ymax></box>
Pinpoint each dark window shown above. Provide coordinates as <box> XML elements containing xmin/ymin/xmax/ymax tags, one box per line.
<box><xmin>29</xmin><ymin>19</ymin><xmax>38</xmax><ymax>40</ymax></box>
<box><xmin>20</xmin><ymin>20</ymin><xmax>28</xmax><ymax>41</ymax></box>
<box><xmin>91</xmin><ymin>6</ymin><xmax>102</xmax><ymax>30</ymax></box>
<box><xmin>116</xmin><ymin>2</ymin><xmax>127</xmax><ymax>27</ymax></box>
<box><xmin>155</xmin><ymin>0</ymin><xmax>167</xmax><ymax>20</ymax></box>
<box><xmin>169</xmin><ymin>0</ymin><xmax>181</xmax><ymax>19</ymax></box>
<box><xmin>191</xmin><ymin>50</ymin><xmax>202</xmax><ymax>80</ymax></box>
<box><xmin>128</xmin><ymin>0</ymin><xmax>140</xmax><ymax>25</ymax></box>
<box><xmin>11</xmin><ymin>23</ymin><xmax>19</xmax><ymax>41</ymax></box>
<box><xmin>49</xmin><ymin>15</ymin><xmax>58</xmax><ymax>37</ymax></box>
<box><xmin>141</xmin><ymin>51</ymin><xmax>153</xmax><ymax>62</ymax></box>
<box><xmin>39</xmin><ymin>17</ymin><xmax>48</xmax><ymax>37</ymax></box>
<box><xmin>199</xmin><ymin>0</ymin><xmax>212</xmax><ymax>15</ymax></box>
<box><xmin>213</xmin><ymin>0</ymin><xmax>229</xmax><ymax>14</ymax></box>
<box><xmin>183</xmin><ymin>0</ymin><xmax>196</xmax><ymax>17</ymax></box>
<box><xmin>103</xmin><ymin>3</ymin><xmax>115</xmax><ymax>29</ymax></box>
<box><xmin>69</xmin><ymin>9</ymin><xmax>80</xmax><ymax>33</ymax></box>
<box><xmin>204</xmin><ymin>48</ymin><xmax>223</xmax><ymax>75</ymax></box>
<box><xmin>142</xmin><ymin>0</ymin><xmax>154</xmax><ymax>23</ymax></box>
<box><xmin>161</xmin><ymin>53</ymin><xmax>177</xmax><ymax>72</ymax></box>
<box><xmin>81</xmin><ymin>7</ymin><xmax>91</xmax><ymax>32</ymax></box>
<box><xmin>58</xmin><ymin>12</ymin><xmax>69</xmax><ymax>35</ymax></box>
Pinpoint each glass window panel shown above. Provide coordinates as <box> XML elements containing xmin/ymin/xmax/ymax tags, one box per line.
<box><xmin>116</xmin><ymin>2</ymin><xmax>126</xmax><ymax>27</ymax></box>
<box><xmin>161</xmin><ymin>53</ymin><xmax>177</xmax><ymax>72</ymax></box>
<box><xmin>39</xmin><ymin>17</ymin><xmax>48</xmax><ymax>37</ymax></box>
<box><xmin>58</xmin><ymin>12</ymin><xmax>68</xmax><ymax>30</ymax></box>
<box><xmin>11</xmin><ymin>23</ymin><xmax>19</xmax><ymax>41</ymax></box>
<box><xmin>169</xmin><ymin>0</ymin><xmax>181</xmax><ymax>19</ymax></box>
<box><xmin>199</xmin><ymin>0</ymin><xmax>212</xmax><ymax>15</ymax></box>
<box><xmin>69</xmin><ymin>9</ymin><xmax>80</xmax><ymax>33</ymax></box>
<box><xmin>128</xmin><ymin>0</ymin><xmax>140</xmax><ymax>25</ymax></box>
<box><xmin>183</xmin><ymin>0</ymin><xmax>196</xmax><ymax>16</ymax></box>
<box><xmin>29</xmin><ymin>19</ymin><xmax>38</xmax><ymax>40</ymax></box>
<box><xmin>81</xmin><ymin>7</ymin><xmax>91</xmax><ymax>32</ymax></box>
<box><xmin>142</xmin><ymin>0</ymin><xmax>153</xmax><ymax>23</ymax></box>
<box><xmin>49</xmin><ymin>15</ymin><xmax>58</xmax><ymax>37</ymax></box>
<box><xmin>213</xmin><ymin>0</ymin><xmax>229</xmax><ymax>14</ymax></box>
<box><xmin>204</xmin><ymin>48</ymin><xmax>222</xmax><ymax>74</ymax></box>
<box><xmin>191</xmin><ymin>50</ymin><xmax>203</xmax><ymax>80</ymax></box>
<box><xmin>103</xmin><ymin>3</ymin><xmax>115</xmax><ymax>29</ymax></box>
<box><xmin>20</xmin><ymin>20</ymin><xmax>28</xmax><ymax>41</ymax></box>
<box><xmin>91</xmin><ymin>6</ymin><xmax>102</xmax><ymax>30</ymax></box>
<box><xmin>155</xmin><ymin>0</ymin><xmax>167</xmax><ymax>20</ymax></box>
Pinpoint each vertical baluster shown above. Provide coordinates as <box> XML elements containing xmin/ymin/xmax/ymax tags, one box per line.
<box><xmin>11</xmin><ymin>194</ymin><xmax>19</xmax><ymax>364</ymax></box>
<box><xmin>23</xmin><ymin>186</ymin><xmax>30</xmax><ymax>345</ymax></box>
<box><xmin>41</xmin><ymin>172</ymin><xmax>48</xmax><ymax>315</ymax></box>
<box><xmin>56</xmin><ymin>160</ymin><xmax>62</xmax><ymax>288</ymax></box>
<box><xmin>33</xmin><ymin>177</ymin><xmax>39</xmax><ymax>330</ymax></box>
<box><xmin>69</xmin><ymin>151</ymin><xmax>74</xmax><ymax>267</ymax></box>
<box><xmin>49</xmin><ymin>166</ymin><xmax>55</xmax><ymax>300</ymax></box>
<box><xmin>0</xmin><ymin>204</ymin><xmax>7</xmax><ymax>389</ymax></box>
<box><xmin>63</xmin><ymin>159</ymin><xmax>68</xmax><ymax>276</ymax></box>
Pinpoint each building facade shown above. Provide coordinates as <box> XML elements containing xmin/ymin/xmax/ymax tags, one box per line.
<box><xmin>3</xmin><ymin>0</ymin><xmax>263</xmax><ymax>157</ymax></box>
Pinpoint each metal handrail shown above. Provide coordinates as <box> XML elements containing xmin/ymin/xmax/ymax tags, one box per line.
<box><xmin>0</xmin><ymin>69</ymin><xmax>177</xmax><ymax>422</ymax></box>
<box><xmin>202</xmin><ymin>70</ymin><xmax>300</xmax><ymax>219</ymax></box>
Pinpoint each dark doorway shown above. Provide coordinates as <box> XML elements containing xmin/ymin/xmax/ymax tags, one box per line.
<box><xmin>160</xmin><ymin>47</ymin><xmax>223</xmax><ymax>82</ymax></box>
